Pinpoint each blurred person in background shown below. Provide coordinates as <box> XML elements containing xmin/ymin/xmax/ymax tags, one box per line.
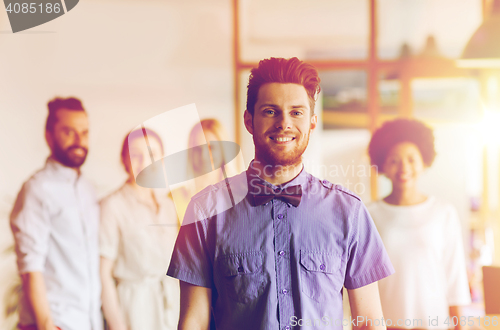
<box><xmin>169</xmin><ymin>118</ymin><xmax>244</xmax><ymax>222</ymax></box>
<box><xmin>99</xmin><ymin>128</ymin><xmax>179</xmax><ymax>330</ymax></box>
<box><xmin>367</xmin><ymin>118</ymin><xmax>471</xmax><ymax>330</ymax></box>
<box><xmin>10</xmin><ymin>97</ymin><xmax>102</xmax><ymax>330</ymax></box>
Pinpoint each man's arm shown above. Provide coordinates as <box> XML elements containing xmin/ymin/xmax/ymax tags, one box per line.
<box><xmin>11</xmin><ymin>182</ymin><xmax>56</xmax><ymax>330</ymax></box>
<box><xmin>20</xmin><ymin>272</ymin><xmax>58</xmax><ymax>330</ymax></box>
<box><xmin>178</xmin><ymin>281</ymin><xmax>212</xmax><ymax>330</ymax></box>
<box><xmin>347</xmin><ymin>282</ymin><xmax>386</xmax><ymax>330</ymax></box>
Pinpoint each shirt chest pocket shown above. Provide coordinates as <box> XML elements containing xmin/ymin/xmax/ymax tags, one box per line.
<box><xmin>299</xmin><ymin>250</ymin><xmax>344</xmax><ymax>303</ymax></box>
<box><xmin>217</xmin><ymin>252</ymin><xmax>268</xmax><ymax>304</ymax></box>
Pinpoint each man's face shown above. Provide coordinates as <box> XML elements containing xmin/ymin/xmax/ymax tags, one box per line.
<box><xmin>244</xmin><ymin>82</ymin><xmax>317</xmax><ymax>167</ymax></box>
<box><xmin>46</xmin><ymin>109</ymin><xmax>89</xmax><ymax>169</ymax></box>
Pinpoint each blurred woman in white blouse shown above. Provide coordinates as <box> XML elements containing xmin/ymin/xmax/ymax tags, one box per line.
<box><xmin>100</xmin><ymin>128</ymin><xmax>179</xmax><ymax>330</ymax></box>
<box><xmin>367</xmin><ymin>118</ymin><xmax>470</xmax><ymax>330</ymax></box>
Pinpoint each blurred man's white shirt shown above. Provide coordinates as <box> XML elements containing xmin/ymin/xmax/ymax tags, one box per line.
<box><xmin>10</xmin><ymin>157</ymin><xmax>102</xmax><ymax>330</ymax></box>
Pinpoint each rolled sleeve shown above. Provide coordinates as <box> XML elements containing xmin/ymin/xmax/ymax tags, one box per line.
<box><xmin>344</xmin><ymin>201</ymin><xmax>395</xmax><ymax>289</ymax></box>
<box><xmin>167</xmin><ymin>200</ymin><xmax>213</xmax><ymax>288</ymax></box>
<box><xmin>9</xmin><ymin>180</ymin><xmax>51</xmax><ymax>273</ymax></box>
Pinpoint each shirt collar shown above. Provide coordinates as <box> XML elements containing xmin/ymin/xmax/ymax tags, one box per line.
<box><xmin>45</xmin><ymin>156</ymin><xmax>80</xmax><ymax>184</ymax></box>
<box><xmin>246</xmin><ymin>159</ymin><xmax>307</xmax><ymax>191</ymax></box>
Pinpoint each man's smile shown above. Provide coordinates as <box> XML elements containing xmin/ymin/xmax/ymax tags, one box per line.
<box><xmin>269</xmin><ymin>135</ymin><xmax>296</xmax><ymax>143</ymax></box>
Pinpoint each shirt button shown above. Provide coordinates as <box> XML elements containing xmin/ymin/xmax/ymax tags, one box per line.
<box><xmin>277</xmin><ymin>214</ymin><xmax>284</xmax><ymax>220</ymax></box>
<box><xmin>322</xmin><ymin>180</ymin><xmax>328</xmax><ymax>184</ymax></box>
<box><xmin>320</xmin><ymin>264</ymin><xmax>326</xmax><ymax>271</ymax></box>
<box><xmin>237</xmin><ymin>266</ymin><xmax>244</xmax><ymax>273</ymax></box>
<box><xmin>278</xmin><ymin>250</ymin><xmax>285</xmax><ymax>256</ymax></box>
<box><xmin>282</xmin><ymin>289</ymin><xmax>288</xmax><ymax>295</ymax></box>
<box><xmin>274</xmin><ymin>187</ymin><xmax>281</xmax><ymax>193</ymax></box>
<box><xmin>284</xmin><ymin>327</ymin><xmax>291</xmax><ymax>330</ymax></box>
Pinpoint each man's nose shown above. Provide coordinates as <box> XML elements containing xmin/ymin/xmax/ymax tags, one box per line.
<box><xmin>73</xmin><ymin>132</ymin><xmax>81</xmax><ymax>144</ymax></box>
<box><xmin>275</xmin><ymin>114</ymin><xmax>292</xmax><ymax>130</ymax></box>
<box><xmin>74</xmin><ymin>132</ymin><xmax>88</xmax><ymax>146</ymax></box>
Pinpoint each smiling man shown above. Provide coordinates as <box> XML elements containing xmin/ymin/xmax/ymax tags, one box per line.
<box><xmin>10</xmin><ymin>97</ymin><xmax>102</xmax><ymax>330</ymax></box>
<box><xmin>167</xmin><ymin>57</ymin><xmax>394</xmax><ymax>330</ymax></box>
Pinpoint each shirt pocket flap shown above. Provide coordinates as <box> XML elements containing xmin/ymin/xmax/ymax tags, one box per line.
<box><xmin>219</xmin><ymin>253</ymin><xmax>263</xmax><ymax>277</ymax></box>
<box><xmin>300</xmin><ymin>250</ymin><xmax>340</xmax><ymax>274</ymax></box>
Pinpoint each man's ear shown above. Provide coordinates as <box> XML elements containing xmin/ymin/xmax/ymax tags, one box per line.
<box><xmin>310</xmin><ymin>114</ymin><xmax>318</xmax><ymax>132</ymax></box>
<box><xmin>244</xmin><ymin>110</ymin><xmax>254</xmax><ymax>135</ymax></box>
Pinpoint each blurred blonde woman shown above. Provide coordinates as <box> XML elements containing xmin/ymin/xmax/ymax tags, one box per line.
<box><xmin>170</xmin><ymin>118</ymin><xmax>244</xmax><ymax>221</ymax></box>
<box><xmin>100</xmin><ymin>128</ymin><xmax>179</xmax><ymax>330</ymax></box>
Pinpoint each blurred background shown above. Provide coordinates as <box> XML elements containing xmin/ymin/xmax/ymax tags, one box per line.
<box><xmin>1</xmin><ymin>0</ymin><xmax>500</xmax><ymax>327</ymax></box>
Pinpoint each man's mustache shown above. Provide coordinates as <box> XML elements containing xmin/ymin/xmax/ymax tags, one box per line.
<box><xmin>265</xmin><ymin>130</ymin><xmax>297</xmax><ymax>135</ymax></box>
<box><xmin>66</xmin><ymin>145</ymin><xmax>88</xmax><ymax>153</ymax></box>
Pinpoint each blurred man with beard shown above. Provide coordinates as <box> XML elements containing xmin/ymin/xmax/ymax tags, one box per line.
<box><xmin>167</xmin><ymin>58</ymin><xmax>394</xmax><ymax>330</ymax></box>
<box><xmin>10</xmin><ymin>97</ymin><xmax>102</xmax><ymax>330</ymax></box>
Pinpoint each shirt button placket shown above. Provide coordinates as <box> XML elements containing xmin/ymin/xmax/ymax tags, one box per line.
<box><xmin>273</xmin><ymin>198</ymin><xmax>292</xmax><ymax>329</ymax></box>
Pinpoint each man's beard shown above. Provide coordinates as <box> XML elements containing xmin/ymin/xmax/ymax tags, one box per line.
<box><xmin>253</xmin><ymin>130</ymin><xmax>310</xmax><ymax>167</ymax></box>
<box><xmin>52</xmin><ymin>141</ymin><xmax>88</xmax><ymax>168</ymax></box>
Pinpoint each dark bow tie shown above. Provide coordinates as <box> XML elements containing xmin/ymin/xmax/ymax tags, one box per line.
<box><xmin>250</xmin><ymin>182</ymin><xmax>302</xmax><ymax>207</ymax></box>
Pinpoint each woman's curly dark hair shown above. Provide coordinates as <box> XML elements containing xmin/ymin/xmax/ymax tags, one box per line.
<box><xmin>368</xmin><ymin>118</ymin><xmax>436</xmax><ymax>171</ymax></box>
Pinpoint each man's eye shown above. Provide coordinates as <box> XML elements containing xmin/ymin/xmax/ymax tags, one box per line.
<box><xmin>265</xmin><ymin>109</ymin><xmax>275</xmax><ymax>115</ymax></box>
<box><xmin>292</xmin><ymin>111</ymin><xmax>302</xmax><ymax>116</ymax></box>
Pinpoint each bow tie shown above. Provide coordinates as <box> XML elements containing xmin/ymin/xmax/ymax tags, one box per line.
<box><xmin>250</xmin><ymin>182</ymin><xmax>302</xmax><ymax>207</ymax></box>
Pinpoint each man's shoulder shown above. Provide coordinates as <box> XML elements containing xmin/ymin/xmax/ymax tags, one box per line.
<box><xmin>19</xmin><ymin>164</ymin><xmax>96</xmax><ymax>201</ymax></box>
<box><xmin>22</xmin><ymin>162</ymin><xmax>71</xmax><ymax>187</ymax></box>
<box><xmin>18</xmin><ymin>165</ymin><xmax>53</xmax><ymax>195</ymax></box>
<box><xmin>9</xmin><ymin>166</ymin><xmax>54</xmax><ymax>221</ymax></box>
<box><xmin>305</xmin><ymin>174</ymin><xmax>361</xmax><ymax>202</ymax></box>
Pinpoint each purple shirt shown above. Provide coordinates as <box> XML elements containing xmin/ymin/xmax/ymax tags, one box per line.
<box><xmin>167</xmin><ymin>162</ymin><xmax>394</xmax><ymax>330</ymax></box>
